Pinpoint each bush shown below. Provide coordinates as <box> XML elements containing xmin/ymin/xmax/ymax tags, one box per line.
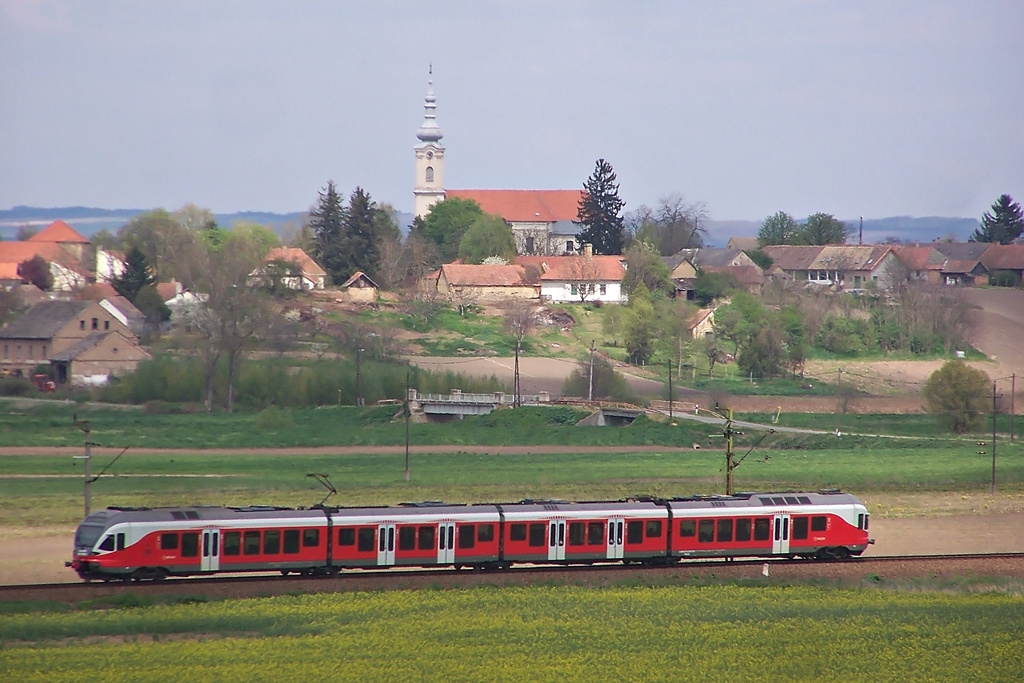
<box><xmin>0</xmin><ymin>376</ymin><xmax>37</xmax><ymax>396</ymax></box>
<box><xmin>989</xmin><ymin>270</ymin><xmax>1020</xmax><ymax>288</ymax></box>
<box><xmin>922</xmin><ymin>360</ymin><xmax>990</xmax><ymax>434</ymax></box>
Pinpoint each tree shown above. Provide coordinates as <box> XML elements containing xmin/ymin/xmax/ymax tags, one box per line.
<box><xmin>693</xmin><ymin>270</ymin><xmax>737</xmax><ymax>307</ymax></box>
<box><xmin>564</xmin><ymin>254</ymin><xmax>603</xmax><ymax>302</ymax></box>
<box><xmin>800</xmin><ymin>213</ymin><xmax>850</xmax><ymax>245</ymax></box>
<box><xmin>339</xmin><ymin>187</ymin><xmax>385</xmax><ymax>279</ymax></box>
<box><xmin>656</xmin><ymin>297</ymin><xmax>698</xmax><ymax>374</ymax></box>
<box><xmin>922</xmin><ymin>360</ymin><xmax>990</xmax><ymax>434</ymax></box>
<box><xmin>0</xmin><ymin>286</ymin><xmax>27</xmax><ymax>326</ymax></box>
<box><xmin>653</xmin><ymin>194</ymin><xmax>708</xmax><ymax>255</ymax></box>
<box><xmin>421</xmin><ymin>197</ymin><xmax>485</xmax><ymax>262</ymax></box>
<box><xmin>309</xmin><ymin>181</ymin><xmax>347</xmax><ymax>285</ymax></box>
<box><xmin>133</xmin><ymin>285</ymin><xmax>171</xmax><ymax>328</ymax></box>
<box><xmin>758</xmin><ymin>211</ymin><xmax>799</xmax><ymax>247</ymax></box>
<box><xmin>576</xmin><ymin>158</ymin><xmax>625</xmax><ymax>255</ymax></box>
<box><xmin>111</xmin><ymin>247</ymin><xmax>155</xmax><ymax>301</ymax></box>
<box><xmin>230</xmin><ymin>221</ymin><xmax>280</xmax><ymax>257</ymax></box>
<box><xmin>15</xmin><ymin>225</ymin><xmax>38</xmax><ymax>241</ymax></box>
<box><xmin>745</xmin><ymin>249</ymin><xmax>773</xmax><ymax>271</ymax></box>
<box><xmin>738</xmin><ymin>325</ymin><xmax>785</xmax><ymax>378</ymax></box>
<box><xmin>117</xmin><ymin>208</ymin><xmax>190</xmax><ymax>280</ymax></box>
<box><xmin>621</xmin><ymin>239</ymin><xmax>673</xmax><ymax>296</ymax></box>
<box><xmin>504</xmin><ymin>300</ymin><xmax>536</xmax><ymax>406</ymax></box>
<box><xmin>623</xmin><ymin>284</ymin><xmax>657</xmax><ymax>364</ymax></box>
<box><xmin>17</xmin><ymin>256</ymin><xmax>53</xmax><ymax>291</ymax></box>
<box><xmin>970</xmin><ymin>194</ymin><xmax>1024</xmax><ymax>244</ymax></box>
<box><xmin>458</xmin><ymin>214</ymin><xmax>516</xmax><ymax>264</ymax></box>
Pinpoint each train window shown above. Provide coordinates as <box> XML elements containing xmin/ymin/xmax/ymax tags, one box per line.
<box><xmin>161</xmin><ymin>533</ymin><xmax>179</xmax><ymax>550</ymax></box>
<box><xmin>785</xmin><ymin>496</ymin><xmax>800</xmax><ymax>505</ymax></box>
<box><xmin>679</xmin><ymin>520</ymin><xmax>696</xmax><ymax>537</ymax></box>
<box><xmin>243</xmin><ymin>531</ymin><xmax>261</xmax><ymax>555</ymax></box>
<box><xmin>754</xmin><ymin>519</ymin><xmax>770</xmax><ymax>541</ymax></box>
<box><xmin>811</xmin><ymin>516</ymin><xmax>828</xmax><ymax>532</ymax></box>
<box><xmin>759</xmin><ymin>497</ymin><xmax>773</xmax><ymax>506</ymax></box>
<box><xmin>528</xmin><ymin>523</ymin><xmax>546</xmax><ymax>547</ymax></box>
<box><xmin>588</xmin><ymin>522</ymin><xmax>604</xmax><ymax>545</ymax></box>
<box><xmin>798</xmin><ymin>496</ymin><xmax>811</xmax><ymax>505</ymax></box>
<box><xmin>792</xmin><ymin>517</ymin><xmax>808</xmax><ymax>540</ymax></box>
<box><xmin>358</xmin><ymin>528</ymin><xmax>375</xmax><ymax>552</ymax></box>
<box><xmin>736</xmin><ymin>519</ymin><xmax>751</xmax><ymax>542</ymax></box>
<box><xmin>698</xmin><ymin>520</ymin><xmax>714</xmax><ymax>543</ymax></box>
<box><xmin>116</xmin><ymin>533</ymin><xmax>126</xmax><ymax>551</ymax></box>
<box><xmin>626</xmin><ymin>521</ymin><xmax>643</xmax><ymax>545</ymax></box>
<box><xmin>284</xmin><ymin>530</ymin><xmax>300</xmax><ymax>554</ymax></box>
<box><xmin>418</xmin><ymin>526</ymin><xmax>435</xmax><ymax>550</ymax></box>
<box><xmin>303</xmin><ymin>529</ymin><xmax>320</xmax><ymax>547</ymax></box>
<box><xmin>568</xmin><ymin>522</ymin><xmax>585</xmax><ymax>546</ymax></box>
<box><xmin>399</xmin><ymin>527</ymin><xmax>416</xmax><ymax>551</ymax></box>
<box><xmin>379</xmin><ymin>531</ymin><xmax>387</xmax><ymax>552</ymax></box>
<box><xmin>458</xmin><ymin>525</ymin><xmax>475</xmax><ymax>549</ymax></box>
<box><xmin>338</xmin><ymin>528</ymin><xmax>355</xmax><ymax>546</ymax></box>
<box><xmin>182</xmin><ymin>533</ymin><xmax>199</xmax><ymax>557</ymax></box>
<box><xmin>478</xmin><ymin>524</ymin><xmax>495</xmax><ymax>543</ymax></box>
<box><xmin>772</xmin><ymin>497</ymin><xmax>786</xmax><ymax>505</ymax></box>
<box><xmin>223</xmin><ymin>532</ymin><xmax>240</xmax><ymax>555</ymax></box>
<box><xmin>864</xmin><ymin>515</ymin><xmax>869</xmax><ymax>530</ymax></box>
<box><xmin>264</xmin><ymin>530</ymin><xmax>281</xmax><ymax>555</ymax></box>
<box><xmin>717</xmin><ymin>519</ymin><xmax>733</xmax><ymax>542</ymax></box>
<box><xmin>99</xmin><ymin>535</ymin><xmax>115</xmax><ymax>551</ymax></box>
<box><xmin>646</xmin><ymin>520</ymin><xmax>663</xmax><ymax>538</ymax></box>
<box><xmin>510</xmin><ymin>523</ymin><xmax>527</xmax><ymax>541</ymax></box>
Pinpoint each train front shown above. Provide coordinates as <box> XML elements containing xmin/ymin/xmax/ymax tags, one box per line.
<box><xmin>66</xmin><ymin>510</ymin><xmax>116</xmax><ymax>580</ymax></box>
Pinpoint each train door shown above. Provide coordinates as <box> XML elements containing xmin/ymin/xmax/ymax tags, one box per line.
<box><xmin>772</xmin><ymin>514</ymin><xmax>790</xmax><ymax>555</ymax></box>
<box><xmin>201</xmin><ymin>529</ymin><xmax>220</xmax><ymax>572</ymax></box>
<box><xmin>377</xmin><ymin>524</ymin><xmax>396</xmax><ymax>566</ymax></box>
<box><xmin>437</xmin><ymin>522</ymin><xmax>455</xmax><ymax>564</ymax></box>
<box><xmin>548</xmin><ymin>519</ymin><xmax>566</xmax><ymax>561</ymax></box>
<box><xmin>606</xmin><ymin>517</ymin><xmax>624</xmax><ymax>560</ymax></box>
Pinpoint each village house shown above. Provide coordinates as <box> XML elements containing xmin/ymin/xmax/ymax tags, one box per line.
<box><xmin>979</xmin><ymin>244</ymin><xmax>1024</xmax><ymax>287</ymax></box>
<box><xmin>253</xmin><ymin>247</ymin><xmax>327</xmax><ymax>291</ymax></box>
<box><xmin>891</xmin><ymin>245</ymin><xmax>946</xmax><ymax>285</ymax></box>
<box><xmin>761</xmin><ymin>244</ymin><xmax>901</xmax><ymax>290</ymax></box>
<box><xmin>517</xmin><ymin>249</ymin><xmax>627</xmax><ymax>303</ymax></box>
<box><xmin>687</xmin><ymin>307</ymin><xmax>715</xmax><ymax>339</ymax></box>
<box><xmin>340</xmin><ymin>271</ymin><xmax>379</xmax><ymax>303</ymax></box>
<box><xmin>426</xmin><ymin>263</ymin><xmax>539</xmax><ymax>305</ymax></box>
<box><xmin>0</xmin><ymin>300</ymin><xmax>149</xmax><ymax>385</ymax></box>
<box><xmin>930</xmin><ymin>242</ymin><xmax>991</xmax><ymax>286</ymax></box>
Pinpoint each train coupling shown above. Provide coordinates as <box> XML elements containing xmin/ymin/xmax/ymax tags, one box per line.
<box><xmin>868</xmin><ymin>538</ymin><xmax>875</xmax><ymax>545</ymax></box>
<box><xmin>65</xmin><ymin>561</ymin><xmax>73</xmax><ymax>567</ymax></box>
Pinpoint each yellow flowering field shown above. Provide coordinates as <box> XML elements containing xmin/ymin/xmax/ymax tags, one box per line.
<box><xmin>2</xmin><ymin>585</ymin><xmax>1022</xmax><ymax>682</ymax></box>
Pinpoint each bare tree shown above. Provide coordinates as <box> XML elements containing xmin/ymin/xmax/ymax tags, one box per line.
<box><xmin>565</xmin><ymin>255</ymin><xmax>602</xmax><ymax>302</ymax></box>
<box><xmin>178</xmin><ymin>230</ymin><xmax>267</xmax><ymax>412</ymax></box>
<box><xmin>376</xmin><ymin>235</ymin><xmax>407</xmax><ymax>290</ymax></box>
<box><xmin>504</xmin><ymin>300</ymin><xmax>537</xmax><ymax>406</ymax></box>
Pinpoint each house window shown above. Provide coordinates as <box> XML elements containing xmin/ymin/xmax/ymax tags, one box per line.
<box><xmin>104</xmin><ymin>320</ymin><xmax>110</xmax><ymax>330</ymax></box>
<box><xmin>42</xmin><ymin>345</ymin><xmax>46</xmax><ymax>357</ymax></box>
<box><xmin>599</xmin><ymin>284</ymin><xmax>607</xmax><ymax>295</ymax></box>
<box><xmin>80</xmin><ymin>320</ymin><xmax>86</xmax><ymax>330</ymax></box>
<box><xmin>91</xmin><ymin>318</ymin><xmax>98</xmax><ymax>330</ymax></box>
<box><xmin>525</xmin><ymin>236</ymin><xmax>535</xmax><ymax>253</ymax></box>
<box><xmin>425</xmin><ymin>166</ymin><xmax>434</xmax><ymax>183</ymax></box>
<box><xmin>566</xmin><ymin>240</ymin><xmax>575</xmax><ymax>252</ymax></box>
<box><xmin>28</xmin><ymin>345</ymin><xmax>33</xmax><ymax>360</ymax></box>
<box><xmin>570</xmin><ymin>283</ymin><xmax>578</xmax><ymax>295</ymax></box>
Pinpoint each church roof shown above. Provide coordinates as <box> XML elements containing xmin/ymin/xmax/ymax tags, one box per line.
<box><xmin>416</xmin><ymin>77</ymin><xmax>444</xmax><ymax>144</ymax></box>
<box><xmin>446</xmin><ymin>189</ymin><xmax>583</xmax><ymax>223</ymax></box>
<box><xmin>28</xmin><ymin>220</ymin><xmax>90</xmax><ymax>244</ymax></box>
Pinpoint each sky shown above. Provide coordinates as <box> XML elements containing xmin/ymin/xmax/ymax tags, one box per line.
<box><xmin>2</xmin><ymin>1</ymin><xmax>1022</xmax><ymax>222</ymax></box>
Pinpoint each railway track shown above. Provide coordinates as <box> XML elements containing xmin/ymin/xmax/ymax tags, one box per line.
<box><xmin>4</xmin><ymin>553</ymin><xmax>1023</xmax><ymax>604</ymax></box>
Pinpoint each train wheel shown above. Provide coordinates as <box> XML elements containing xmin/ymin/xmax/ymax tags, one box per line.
<box><xmin>835</xmin><ymin>547</ymin><xmax>851</xmax><ymax>560</ymax></box>
<box><xmin>153</xmin><ymin>568</ymin><xmax>168</xmax><ymax>581</ymax></box>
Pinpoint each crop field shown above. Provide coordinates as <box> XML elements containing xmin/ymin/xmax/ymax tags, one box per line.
<box><xmin>2</xmin><ymin>585</ymin><xmax>1022</xmax><ymax>681</ymax></box>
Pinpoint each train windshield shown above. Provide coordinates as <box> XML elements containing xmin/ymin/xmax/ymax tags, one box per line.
<box><xmin>75</xmin><ymin>524</ymin><xmax>107</xmax><ymax>548</ymax></box>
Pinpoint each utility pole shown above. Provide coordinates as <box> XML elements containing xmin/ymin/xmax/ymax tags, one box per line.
<box><xmin>513</xmin><ymin>339</ymin><xmax>521</xmax><ymax>408</ymax></box>
<box><xmin>73</xmin><ymin>416</ymin><xmax>92</xmax><ymax>517</ymax></box>
<box><xmin>404</xmin><ymin>369</ymin><xmax>411</xmax><ymax>482</ymax></box>
<box><xmin>1011</xmin><ymin>373</ymin><xmax>1016</xmax><ymax>444</ymax></box>
<box><xmin>588</xmin><ymin>340</ymin><xmax>596</xmax><ymax>401</ymax></box>
<box><xmin>991</xmin><ymin>381</ymin><xmax>998</xmax><ymax>494</ymax></box>
<box><xmin>356</xmin><ymin>347</ymin><xmax>364</xmax><ymax>406</ymax></box>
<box><xmin>667</xmin><ymin>360</ymin><xmax>673</xmax><ymax>422</ymax></box>
<box><xmin>724</xmin><ymin>407</ymin><xmax>736</xmax><ymax>495</ymax></box>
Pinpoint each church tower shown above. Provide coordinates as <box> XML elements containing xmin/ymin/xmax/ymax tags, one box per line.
<box><xmin>413</xmin><ymin>70</ymin><xmax>446</xmax><ymax>219</ymax></box>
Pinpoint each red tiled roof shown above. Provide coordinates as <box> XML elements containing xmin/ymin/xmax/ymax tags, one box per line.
<box><xmin>0</xmin><ymin>241</ymin><xmax>86</xmax><ymax>275</ymax></box>
<box><xmin>701</xmin><ymin>265</ymin><xmax>764</xmax><ymax>286</ymax></box>
<box><xmin>760</xmin><ymin>245</ymin><xmax>824</xmax><ymax>270</ymax></box>
<box><xmin>440</xmin><ymin>263</ymin><xmax>528</xmax><ymax>287</ymax></box>
<box><xmin>515</xmin><ymin>255</ymin><xmax>625</xmax><ymax>282</ymax></box>
<box><xmin>265</xmin><ymin>247</ymin><xmax>327</xmax><ymax>277</ymax></box>
<box><xmin>76</xmin><ymin>283</ymin><xmax>119</xmax><ymax>301</ymax></box>
<box><xmin>893</xmin><ymin>246</ymin><xmax>945</xmax><ymax>270</ymax></box>
<box><xmin>27</xmin><ymin>220</ymin><xmax>90</xmax><ymax>244</ymax></box>
<box><xmin>980</xmin><ymin>244</ymin><xmax>1024</xmax><ymax>270</ymax></box>
<box><xmin>156</xmin><ymin>282</ymin><xmax>181</xmax><ymax>301</ymax></box>
<box><xmin>446</xmin><ymin>189</ymin><xmax>583</xmax><ymax>222</ymax></box>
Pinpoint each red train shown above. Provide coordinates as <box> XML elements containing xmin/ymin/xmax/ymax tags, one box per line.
<box><xmin>68</xmin><ymin>490</ymin><xmax>872</xmax><ymax>582</ymax></box>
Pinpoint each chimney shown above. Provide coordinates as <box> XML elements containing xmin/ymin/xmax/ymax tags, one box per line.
<box><xmin>582</xmin><ymin>243</ymin><xmax>593</xmax><ymax>257</ymax></box>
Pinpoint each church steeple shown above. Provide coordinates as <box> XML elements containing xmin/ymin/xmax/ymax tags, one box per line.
<box><xmin>414</xmin><ymin>67</ymin><xmax>446</xmax><ymax>219</ymax></box>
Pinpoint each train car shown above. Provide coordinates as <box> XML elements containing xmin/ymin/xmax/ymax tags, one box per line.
<box><xmin>498</xmin><ymin>500</ymin><xmax>671</xmax><ymax>565</ymax></box>
<box><xmin>329</xmin><ymin>503</ymin><xmax>503</xmax><ymax>570</ymax></box>
<box><xmin>68</xmin><ymin>505</ymin><xmax>331</xmax><ymax>581</ymax></box>
<box><xmin>668</xmin><ymin>490</ymin><xmax>871</xmax><ymax>561</ymax></box>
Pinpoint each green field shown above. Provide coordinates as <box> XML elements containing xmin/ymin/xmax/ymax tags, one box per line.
<box><xmin>2</xmin><ymin>585</ymin><xmax>1022</xmax><ymax>681</ymax></box>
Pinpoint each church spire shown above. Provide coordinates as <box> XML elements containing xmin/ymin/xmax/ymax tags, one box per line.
<box><xmin>416</xmin><ymin>66</ymin><xmax>443</xmax><ymax>143</ymax></box>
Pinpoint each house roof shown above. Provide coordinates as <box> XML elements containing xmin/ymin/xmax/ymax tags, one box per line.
<box><xmin>446</xmin><ymin>189</ymin><xmax>583</xmax><ymax>223</ymax></box>
<box><xmin>76</xmin><ymin>282</ymin><xmax>120</xmax><ymax>301</ymax></box>
<box><xmin>980</xmin><ymin>244</ymin><xmax>1024</xmax><ymax>270</ymax></box>
<box><xmin>760</xmin><ymin>245</ymin><xmax>825</xmax><ymax>270</ymax></box>
<box><xmin>27</xmin><ymin>220</ymin><xmax>91</xmax><ymax>244</ymax></box>
<box><xmin>808</xmin><ymin>245</ymin><xmax>893</xmax><ymax>271</ymax></box>
<box><xmin>892</xmin><ymin>245</ymin><xmax>945</xmax><ymax>270</ymax></box>
<box><xmin>102</xmin><ymin>296</ymin><xmax>145</xmax><ymax>324</ymax></box>
<box><xmin>515</xmin><ymin>255</ymin><xmax>626</xmax><ymax>281</ymax></box>
<box><xmin>687</xmin><ymin>308</ymin><xmax>714</xmax><ymax>330</ymax></box>
<box><xmin>681</xmin><ymin>247</ymin><xmax>747</xmax><ymax>268</ymax></box>
<box><xmin>341</xmin><ymin>271</ymin><xmax>379</xmax><ymax>289</ymax></box>
<box><xmin>701</xmin><ymin>265</ymin><xmax>764</xmax><ymax>286</ymax></box>
<box><xmin>440</xmin><ymin>263</ymin><xmax>529</xmax><ymax>287</ymax></box>
<box><xmin>265</xmin><ymin>247</ymin><xmax>327</xmax><ymax>277</ymax></box>
<box><xmin>0</xmin><ymin>240</ymin><xmax>79</xmax><ymax>268</ymax></box>
<box><xmin>662</xmin><ymin>252</ymin><xmax>693</xmax><ymax>272</ymax></box>
<box><xmin>931</xmin><ymin>242</ymin><xmax>992</xmax><ymax>261</ymax></box>
<box><xmin>156</xmin><ymin>281</ymin><xmax>182</xmax><ymax>302</ymax></box>
<box><xmin>942</xmin><ymin>259</ymin><xmax>989</xmax><ymax>276</ymax></box>
<box><xmin>727</xmin><ymin>236</ymin><xmax>759</xmax><ymax>250</ymax></box>
<box><xmin>49</xmin><ymin>331</ymin><xmax>141</xmax><ymax>362</ymax></box>
<box><xmin>0</xmin><ymin>300</ymin><xmax>91</xmax><ymax>339</ymax></box>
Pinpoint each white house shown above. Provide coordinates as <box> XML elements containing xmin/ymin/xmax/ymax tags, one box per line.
<box><xmin>517</xmin><ymin>251</ymin><xmax>627</xmax><ymax>304</ymax></box>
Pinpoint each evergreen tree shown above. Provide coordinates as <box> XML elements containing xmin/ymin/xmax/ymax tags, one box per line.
<box><xmin>111</xmin><ymin>246</ymin><xmax>156</xmax><ymax>301</ymax></box>
<box><xmin>970</xmin><ymin>194</ymin><xmax>1024</xmax><ymax>244</ymax></box>
<box><xmin>17</xmin><ymin>255</ymin><xmax>53</xmax><ymax>291</ymax></box>
<box><xmin>340</xmin><ymin>187</ymin><xmax>382</xmax><ymax>279</ymax></box>
<box><xmin>576</xmin><ymin>158</ymin><xmax>626</xmax><ymax>255</ymax></box>
<box><xmin>309</xmin><ymin>181</ymin><xmax>348</xmax><ymax>285</ymax></box>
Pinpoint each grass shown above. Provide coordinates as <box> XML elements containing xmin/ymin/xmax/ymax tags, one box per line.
<box><xmin>1</xmin><ymin>586</ymin><xmax>1022</xmax><ymax>681</ymax></box>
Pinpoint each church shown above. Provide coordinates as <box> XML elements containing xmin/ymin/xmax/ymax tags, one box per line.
<box><xmin>413</xmin><ymin>76</ymin><xmax>584</xmax><ymax>257</ymax></box>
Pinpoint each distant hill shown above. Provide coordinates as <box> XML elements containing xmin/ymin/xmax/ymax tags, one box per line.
<box><xmin>1</xmin><ymin>206</ymin><xmax>977</xmax><ymax>244</ymax></box>
<box><xmin>704</xmin><ymin>216</ymin><xmax>979</xmax><ymax>247</ymax></box>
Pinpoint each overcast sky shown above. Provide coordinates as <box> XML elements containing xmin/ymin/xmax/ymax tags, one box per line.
<box><xmin>2</xmin><ymin>1</ymin><xmax>1022</xmax><ymax>222</ymax></box>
